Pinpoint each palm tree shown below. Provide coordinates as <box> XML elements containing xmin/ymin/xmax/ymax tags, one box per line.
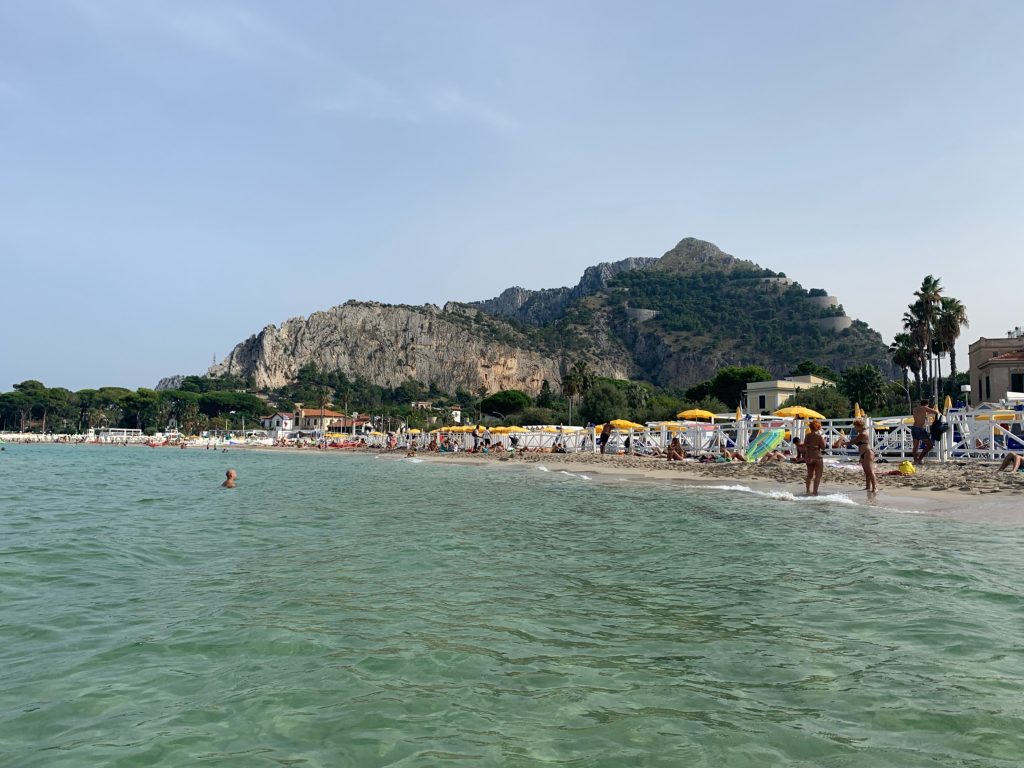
<box><xmin>934</xmin><ymin>296</ymin><xmax>969</xmax><ymax>392</ymax></box>
<box><xmin>912</xmin><ymin>275</ymin><xmax>943</xmax><ymax>393</ymax></box>
<box><xmin>889</xmin><ymin>332</ymin><xmax>921</xmax><ymax>393</ymax></box>
<box><xmin>901</xmin><ymin>311</ymin><xmax>928</xmax><ymax>396</ymax></box>
<box><xmin>560</xmin><ymin>369</ymin><xmax>581</xmax><ymax>426</ymax></box>
<box><xmin>560</xmin><ymin>361</ymin><xmax>595</xmax><ymax>426</ymax></box>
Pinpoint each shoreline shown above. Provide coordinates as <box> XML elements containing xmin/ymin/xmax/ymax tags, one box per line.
<box><xmin>10</xmin><ymin>441</ymin><xmax>1024</xmax><ymax>519</ymax></box>
<box><xmin>401</xmin><ymin>451</ymin><xmax>1024</xmax><ymax>522</ymax></box>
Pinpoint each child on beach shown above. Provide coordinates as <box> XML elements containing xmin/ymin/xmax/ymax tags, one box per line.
<box><xmin>851</xmin><ymin>418</ymin><xmax>877</xmax><ymax>492</ymax></box>
<box><xmin>803</xmin><ymin>421</ymin><xmax>826</xmax><ymax>495</ymax></box>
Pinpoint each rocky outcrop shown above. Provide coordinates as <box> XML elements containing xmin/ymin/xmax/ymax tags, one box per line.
<box><xmin>155</xmin><ymin>375</ymin><xmax>186</xmax><ymax>391</ymax></box>
<box><xmin>471</xmin><ymin>256</ymin><xmax>656</xmax><ymax>325</ymax></box>
<box><xmin>652</xmin><ymin>237</ymin><xmax>759</xmax><ymax>273</ymax></box>
<box><xmin>207</xmin><ymin>301</ymin><xmax>628</xmax><ymax>393</ymax></box>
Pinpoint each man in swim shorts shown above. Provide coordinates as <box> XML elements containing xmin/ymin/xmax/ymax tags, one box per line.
<box><xmin>911</xmin><ymin>400</ymin><xmax>939</xmax><ymax>465</ymax></box>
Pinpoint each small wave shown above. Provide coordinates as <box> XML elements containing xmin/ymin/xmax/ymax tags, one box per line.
<box><xmin>405</xmin><ymin>458</ymin><xmax>424</xmax><ymax>464</ymax></box>
<box><xmin>535</xmin><ymin>466</ymin><xmax>550</xmax><ymax>472</ymax></box>
<box><xmin>557</xmin><ymin>470</ymin><xmax>592</xmax><ymax>481</ymax></box>
<box><xmin>682</xmin><ymin>484</ymin><xmax>858</xmax><ymax>505</ymax></box>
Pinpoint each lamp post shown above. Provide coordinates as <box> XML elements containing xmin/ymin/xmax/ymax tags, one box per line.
<box><xmin>896</xmin><ymin>383</ymin><xmax>912</xmax><ymax>415</ymax></box>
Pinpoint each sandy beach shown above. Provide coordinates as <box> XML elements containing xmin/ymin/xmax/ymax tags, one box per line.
<box><xmin>394</xmin><ymin>449</ymin><xmax>1024</xmax><ymax>522</ymax></box>
<box><xmin>414</xmin><ymin>450</ymin><xmax>1024</xmax><ymax>495</ymax></box>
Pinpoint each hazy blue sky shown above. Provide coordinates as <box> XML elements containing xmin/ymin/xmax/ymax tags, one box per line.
<box><xmin>2</xmin><ymin>1</ymin><xmax>1022</xmax><ymax>391</ymax></box>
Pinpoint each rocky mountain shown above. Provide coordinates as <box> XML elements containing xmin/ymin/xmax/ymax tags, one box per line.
<box><xmin>195</xmin><ymin>237</ymin><xmax>894</xmax><ymax>394</ymax></box>
<box><xmin>471</xmin><ymin>256</ymin><xmax>656</xmax><ymax>325</ymax></box>
<box><xmin>206</xmin><ymin>301</ymin><xmax>630</xmax><ymax>393</ymax></box>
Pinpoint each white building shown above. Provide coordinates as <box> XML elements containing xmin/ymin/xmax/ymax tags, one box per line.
<box><xmin>744</xmin><ymin>374</ymin><xmax>834</xmax><ymax>414</ymax></box>
<box><xmin>260</xmin><ymin>412</ymin><xmax>294</xmax><ymax>438</ymax></box>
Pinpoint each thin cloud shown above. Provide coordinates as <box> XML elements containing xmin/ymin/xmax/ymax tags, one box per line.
<box><xmin>313</xmin><ymin>80</ymin><xmax>518</xmax><ymax>134</ymax></box>
<box><xmin>427</xmin><ymin>84</ymin><xmax>517</xmax><ymax>133</ymax></box>
<box><xmin>66</xmin><ymin>0</ymin><xmax>319</xmax><ymax>65</ymax></box>
<box><xmin>164</xmin><ymin>5</ymin><xmax>319</xmax><ymax>64</ymax></box>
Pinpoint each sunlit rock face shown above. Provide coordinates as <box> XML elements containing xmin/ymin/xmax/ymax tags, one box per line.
<box><xmin>207</xmin><ymin>301</ymin><xmax>628</xmax><ymax>393</ymax></box>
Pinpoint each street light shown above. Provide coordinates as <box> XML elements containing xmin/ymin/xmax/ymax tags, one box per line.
<box><xmin>895</xmin><ymin>383</ymin><xmax>912</xmax><ymax>415</ymax></box>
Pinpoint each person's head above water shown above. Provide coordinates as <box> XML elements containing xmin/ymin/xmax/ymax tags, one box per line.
<box><xmin>222</xmin><ymin>468</ymin><xmax>237</xmax><ymax>488</ymax></box>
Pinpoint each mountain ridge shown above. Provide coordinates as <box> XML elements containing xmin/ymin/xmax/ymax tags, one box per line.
<box><xmin>189</xmin><ymin>237</ymin><xmax>892</xmax><ymax>394</ymax></box>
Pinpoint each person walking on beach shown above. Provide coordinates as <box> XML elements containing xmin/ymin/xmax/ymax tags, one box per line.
<box><xmin>911</xmin><ymin>400</ymin><xmax>939</xmax><ymax>464</ymax></box>
<box><xmin>803</xmin><ymin>420</ymin><xmax>826</xmax><ymax>495</ymax></box>
<box><xmin>222</xmin><ymin>468</ymin><xmax>237</xmax><ymax>488</ymax></box>
<box><xmin>599</xmin><ymin>422</ymin><xmax>612</xmax><ymax>454</ymax></box>
<box><xmin>851</xmin><ymin>418</ymin><xmax>877</xmax><ymax>493</ymax></box>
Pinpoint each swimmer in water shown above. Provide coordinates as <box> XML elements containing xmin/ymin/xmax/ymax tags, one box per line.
<box><xmin>222</xmin><ymin>468</ymin><xmax>237</xmax><ymax>488</ymax></box>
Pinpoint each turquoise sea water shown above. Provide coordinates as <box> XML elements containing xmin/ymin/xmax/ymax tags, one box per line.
<box><xmin>1</xmin><ymin>445</ymin><xmax>1023</xmax><ymax>767</ymax></box>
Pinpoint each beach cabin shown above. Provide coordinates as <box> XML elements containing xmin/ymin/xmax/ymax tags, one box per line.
<box><xmin>744</xmin><ymin>374</ymin><xmax>834</xmax><ymax>415</ymax></box>
<box><xmin>296</xmin><ymin>408</ymin><xmax>347</xmax><ymax>433</ymax></box>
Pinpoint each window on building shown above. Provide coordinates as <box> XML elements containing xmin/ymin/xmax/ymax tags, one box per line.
<box><xmin>1012</xmin><ymin>372</ymin><xmax>1024</xmax><ymax>393</ymax></box>
<box><xmin>986</xmin><ymin>376</ymin><xmax>991</xmax><ymax>400</ymax></box>
<box><xmin>758</xmin><ymin>395</ymin><xmax>766</xmax><ymax>410</ymax></box>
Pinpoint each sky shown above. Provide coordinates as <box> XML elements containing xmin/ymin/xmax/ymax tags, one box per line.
<box><xmin>2</xmin><ymin>1</ymin><xmax>1022</xmax><ymax>391</ymax></box>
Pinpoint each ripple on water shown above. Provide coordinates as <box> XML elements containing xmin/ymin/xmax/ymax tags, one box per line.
<box><xmin>1</xmin><ymin>446</ymin><xmax>1023</xmax><ymax>767</ymax></box>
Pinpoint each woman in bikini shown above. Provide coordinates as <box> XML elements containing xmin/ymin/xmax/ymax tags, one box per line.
<box><xmin>803</xmin><ymin>420</ymin><xmax>826</xmax><ymax>496</ymax></box>
<box><xmin>850</xmin><ymin>418</ymin><xmax>877</xmax><ymax>493</ymax></box>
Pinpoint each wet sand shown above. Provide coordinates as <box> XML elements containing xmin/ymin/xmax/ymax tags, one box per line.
<box><xmin>407</xmin><ymin>450</ymin><xmax>1024</xmax><ymax>522</ymax></box>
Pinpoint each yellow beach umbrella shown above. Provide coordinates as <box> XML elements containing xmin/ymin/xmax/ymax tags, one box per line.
<box><xmin>853</xmin><ymin>403</ymin><xmax>862</xmax><ymax>418</ymax></box>
<box><xmin>677</xmin><ymin>409</ymin><xmax>716</xmax><ymax>420</ymax></box>
<box><xmin>943</xmin><ymin>394</ymin><xmax>953</xmax><ymax>412</ymax></box>
<box><xmin>735</xmin><ymin>406</ymin><xmax>743</xmax><ymax>421</ymax></box>
<box><xmin>774</xmin><ymin>406</ymin><xmax>825</xmax><ymax>420</ymax></box>
<box><xmin>609</xmin><ymin>419</ymin><xmax>645</xmax><ymax>430</ymax></box>
<box><xmin>505</xmin><ymin>426</ymin><xmax>529</xmax><ymax>433</ymax></box>
<box><xmin>408</xmin><ymin>428</ymin><xmax>421</xmax><ymax>434</ymax></box>
<box><xmin>976</xmin><ymin>412</ymin><xmax>1017</xmax><ymax>421</ymax></box>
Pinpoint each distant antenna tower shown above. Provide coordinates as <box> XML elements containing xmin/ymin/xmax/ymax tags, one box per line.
<box><xmin>213</xmin><ymin>354</ymin><xmax>217</xmax><ymax>365</ymax></box>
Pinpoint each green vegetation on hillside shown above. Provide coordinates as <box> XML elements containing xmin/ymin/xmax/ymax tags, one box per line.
<box><xmin>603</xmin><ymin>268</ymin><xmax>888</xmax><ymax>373</ymax></box>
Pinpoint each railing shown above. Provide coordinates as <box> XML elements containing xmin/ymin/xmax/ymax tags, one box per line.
<box><xmin>412</xmin><ymin>410</ymin><xmax>1024</xmax><ymax>463</ymax></box>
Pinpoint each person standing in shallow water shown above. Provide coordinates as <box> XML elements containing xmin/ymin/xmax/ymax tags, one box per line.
<box><xmin>222</xmin><ymin>469</ymin><xmax>237</xmax><ymax>488</ymax></box>
<box><xmin>803</xmin><ymin>421</ymin><xmax>826</xmax><ymax>496</ymax></box>
<box><xmin>851</xmin><ymin>418</ymin><xmax>877</xmax><ymax>493</ymax></box>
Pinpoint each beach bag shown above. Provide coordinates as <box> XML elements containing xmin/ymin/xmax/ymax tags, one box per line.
<box><xmin>898</xmin><ymin>460</ymin><xmax>916</xmax><ymax>476</ymax></box>
<box><xmin>929</xmin><ymin>415</ymin><xmax>949</xmax><ymax>441</ymax></box>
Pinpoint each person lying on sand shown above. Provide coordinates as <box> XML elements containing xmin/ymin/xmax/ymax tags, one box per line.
<box><xmin>997</xmin><ymin>453</ymin><xmax>1023</xmax><ymax>472</ymax></box>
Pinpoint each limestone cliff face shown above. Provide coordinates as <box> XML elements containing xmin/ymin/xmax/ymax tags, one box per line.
<box><xmin>471</xmin><ymin>256</ymin><xmax>656</xmax><ymax>325</ymax></box>
<box><xmin>207</xmin><ymin>301</ymin><xmax>627</xmax><ymax>393</ymax></box>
